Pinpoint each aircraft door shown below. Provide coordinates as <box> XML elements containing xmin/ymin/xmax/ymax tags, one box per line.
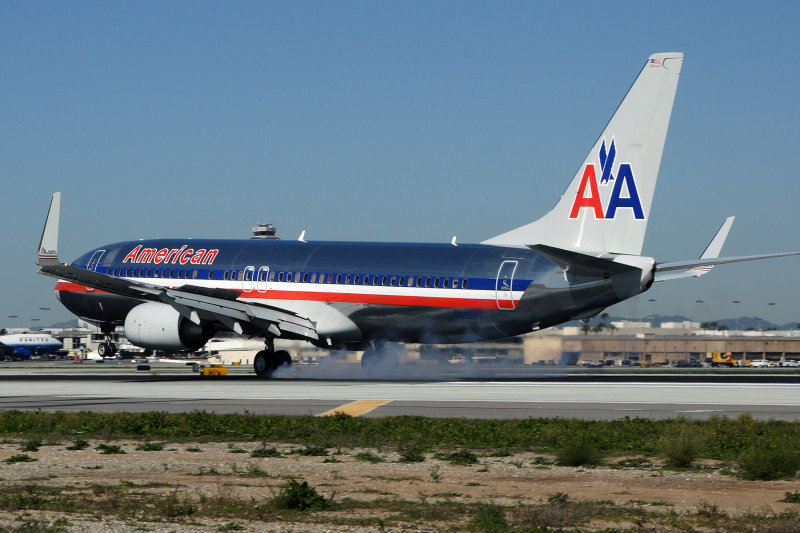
<box><xmin>85</xmin><ymin>250</ymin><xmax>105</xmax><ymax>292</ymax></box>
<box><xmin>87</xmin><ymin>250</ymin><xmax>105</xmax><ymax>271</ymax></box>
<box><xmin>256</xmin><ymin>266</ymin><xmax>269</xmax><ymax>293</ymax></box>
<box><xmin>495</xmin><ymin>260</ymin><xmax>518</xmax><ymax>310</ymax></box>
<box><xmin>242</xmin><ymin>266</ymin><xmax>255</xmax><ymax>292</ymax></box>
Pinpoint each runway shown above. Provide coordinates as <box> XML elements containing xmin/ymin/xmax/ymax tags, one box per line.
<box><xmin>1</xmin><ymin>365</ymin><xmax>800</xmax><ymax>420</ymax></box>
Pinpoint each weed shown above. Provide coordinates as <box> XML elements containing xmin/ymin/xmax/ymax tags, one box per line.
<box><xmin>467</xmin><ymin>482</ymin><xmax>481</xmax><ymax>486</ymax></box>
<box><xmin>65</xmin><ymin>438</ymin><xmax>89</xmax><ymax>450</ymax></box>
<box><xmin>250</xmin><ymin>444</ymin><xmax>281</xmax><ymax>458</ymax></box>
<box><xmin>135</xmin><ymin>441</ymin><xmax>164</xmax><ymax>451</ymax></box>
<box><xmin>532</xmin><ymin>456</ymin><xmax>554</xmax><ymax>465</ymax></box>
<box><xmin>781</xmin><ymin>491</ymin><xmax>800</xmax><ymax>503</ymax></box>
<box><xmin>3</xmin><ymin>454</ymin><xmax>37</xmax><ymax>464</ymax></box>
<box><xmin>243</xmin><ymin>464</ymin><xmax>270</xmax><ymax>478</ymax></box>
<box><xmin>398</xmin><ymin>445</ymin><xmax>426</xmax><ymax>463</ymax></box>
<box><xmin>355</xmin><ymin>451</ymin><xmax>384</xmax><ymax>463</ymax></box>
<box><xmin>322</xmin><ymin>457</ymin><xmax>342</xmax><ymax>463</ymax></box>
<box><xmin>737</xmin><ymin>445</ymin><xmax>800</xmax><ymax>480</ymax></box>
<box><xmin>555</xmin><ymin>430</ymin><xmax>602</xmax><ymax>467</ymax></box>
<box><xmin>20</xmin><ymin>439</ymin><xmax>42</xmax><ymax>452</ymax></box>
<box><xmin>661</xmin><ymin>430</ymin><xmax>702</xmax><ymax>469</ymax></box>
<box><xmin>468</xmin><ymin>503</ymin><xmax>509</xmax><ymax>532</ymax></box>
<box><xmin>185</xmin><ymin>447</ymin><xmax>202</xmax><ymax>452</ymax></box>
<box><xmin>271</xmin><ymin>479</ymin><xmax>337</xmax><ymax>511</ymax></box>
<box><xmin>439</xmin><ymin>449</ymin><xmax>479</xmax><ymax>466</ymax></box>
<box><xmin>95</xmin><ymin>443</ymin><xmax>125</xmax><ymax>455</ymax></box>
<box><xmin>489</xmin><ymin>448</ymin><xmax>512</xmax><ymax>457</ymax></box>
<box><xmin>429</xmin><ymin>465</ymin><xmax>442</xmax><ymax>481</ymax></box>
<box><xmin>548</xmin><ymin>492</ymin><xmax>569</xmax><ymax>505</ymax></box>
<box><xmin>228</xmin><ymin>447</ymin><xmax>247</xmax><ymax>454</ymax></box>
<box><xmin>288</xmin><ymin>445</ymin><xmax>329</xmax><ymax>456</ymax></box>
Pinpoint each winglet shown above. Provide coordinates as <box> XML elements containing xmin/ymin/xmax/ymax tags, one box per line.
<box><xmin>689</xmin><ymin>216</ymin><xmax>735</xmax><ymax>276</ymax></box>
<box><xmin>36</xmin><ymin>192</ymin><xmax>61</xmax><ymax>266</ymax></box>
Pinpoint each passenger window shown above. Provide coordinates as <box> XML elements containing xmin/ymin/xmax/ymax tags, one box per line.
<box><xmin>303</xmin><ymin>273</ymin><xmax>309</xmax><ymax>283</ymax></box>
<box><xmin>399</xmin><ymin>276</ymin><xmax>405</xmax><ymax>286</ymax></box>
<box><xmin>178</xmin><ymin>270</ymin><xmax>183</xmax><ymax>279</ymax></box>
<box><xmin>193</xmin><ymin>270</ymin><xmax>197</xmax><ymax>279</ymax></box>
<box><xmin>363</xmin><ymin>275</ymin><xmax>369</xmax><ymax>285</ymax></box>
<box><xmin>295</xmin><ymin>272</ymin><xmax>300</xmax><ymax>282</ymax></box>
<box><xmin>434</xmin><ymin>278</ymin><xmax>440</xmax><ymax>288</ymax></box>
<box><xmin>287</xmin><ymin>272</ymin><xmax>293</xmax><ymax>282</ymax></box>
<box><xmin>372</xmin><ymin>275</ymin><xmax>379</xmax><ymax>286</ymax></box>
<box><xmin>390</xmin><ymin>276</ymin><xmax>397</xmax><ymax>286</ymax></box>
<box><xmin>310</xmin><ymin>273</ymin><xmax>316</xmax><ymax>283</ymax></box>
<box><xmin>408</xmin><ymin>277</ymin><xmax>414</xmax><ymax>287</ymax></box>
<box><xmin>328</xmin><ymin>274</ymin><xmax>333</xmax><ymax>283</ymax></box>
<box><xmin>415</xmin><ymin>277</ymin><xmax>422</xmax><ymax>287</ymax></box>
<box><xmin>443</xmin><ymin>278</ymin><xmax>450</xmax><ymax>288</ymax></box>
<box><xmin>425</xmin><ymin>277</ymin><xmax>431</xmax><ymax>288</ymax></box>
<box><xmin>336</xmin><ymin>274</ymin><xmax>342</xmax><ymax>284</ymax></box>
<box><xmin>462</xmin><ymin>279</ymin><xmax>468</xmax><ymax>289</ymax></box>
<box><xmin>453</xmin><ymin>278</ymin><xmax>459</xmax><ymax>288</ymax></box>
<box><xmin>208</xmin><ymin>270</ymin><xmax>213</xmax><ymax>280</ymax></box>
<box><xmin>354</xmin><ymin>275</ymin><xmax>360</xmax><ymax>284</ymax></box>
<box><xmin>345</xmin><ymin>274</ymin><xmax>351</xmax><ymax>284</ymax></box>
<box><xmin>319</xmin><ymin>273</ymin><xmax>325</xmax><ymax>283</ymax></box>
<box><xmin>381</xmin><ymin>276</ymin><xmax>387</xmax><ymax>286</ymax></box>
<box><xmin>269</xmin><ymin>271</ymin><xmax>275</xmax><ymax>281</ymax></box>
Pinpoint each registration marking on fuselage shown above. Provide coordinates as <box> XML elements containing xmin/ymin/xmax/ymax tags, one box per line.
<box><xmin>316</xmin><ymin>400</ymin><xmax>391</xmax><ymax>417</ymax></box>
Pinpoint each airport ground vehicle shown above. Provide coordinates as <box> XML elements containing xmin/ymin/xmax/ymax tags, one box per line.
<box><xmin>708</xmin><ymin>352</ymin><xmax>751</xmax><ymax>368</ymax></box>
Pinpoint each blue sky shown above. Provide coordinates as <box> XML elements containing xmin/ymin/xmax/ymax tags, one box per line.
<box><xmin>1</xmin><ymin>1</ymin><xmax>798</xmax><ymax>328</ymax></box>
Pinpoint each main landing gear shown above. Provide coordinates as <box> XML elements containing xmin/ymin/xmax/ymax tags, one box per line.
<box><xmin>97</xmin><ymin>323</ymin><xmax>117</xmax><ymax>358</ymax></box>
<box><xmin>360</xmin><ymin>341</ymin><xmax>400</xmax><ymax>378</ymax></box>
<box><xmin>253</xmin><ymin>338</ymin><xmax>292</xmax><ymax>378</ymax></box>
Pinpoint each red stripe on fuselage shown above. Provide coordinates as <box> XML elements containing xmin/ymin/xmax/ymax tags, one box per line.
<box><xmin>54</xmin><ymin>281</ymin><xmax>515</xmax><ymax>310</ymax></box>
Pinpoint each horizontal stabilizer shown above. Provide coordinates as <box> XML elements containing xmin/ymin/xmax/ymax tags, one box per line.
<box><xmin>530</xmin><ymin>244</ymin><xmax>641</xmax><ymax>275</ymax></box>
<box><xmin>655</xmin><ymin>252</ymin><xmax>799</xmax><ymax>280</ymax></box>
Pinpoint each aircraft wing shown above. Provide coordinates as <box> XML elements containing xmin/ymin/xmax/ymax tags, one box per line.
<box><xmin>654</xmin><ymin>217</ymin><xmax>799</xmax><ymax>281</ymax></box>
<box><xmin>36</xmin><ymin>193</ymin><xmax>318</xmax><ymax>342</ymax></box>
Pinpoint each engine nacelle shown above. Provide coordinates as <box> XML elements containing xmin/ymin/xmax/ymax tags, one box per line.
<box><xmin>124</xmin><ymin>302</ymin><xmax>211</xmax><ymax>351</ymax></box>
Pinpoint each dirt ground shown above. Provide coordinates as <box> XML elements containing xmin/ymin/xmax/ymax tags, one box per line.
<box><xmin>2</xmin><ymin>440</ymin><xmax>800</xmax><ymax>532</ymax></box>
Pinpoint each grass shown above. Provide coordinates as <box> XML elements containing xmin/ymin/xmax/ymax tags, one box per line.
<box><xmin>0</xmin><ymin>410</ymin><xmax>799</xmax><ymax>463</ymax></box>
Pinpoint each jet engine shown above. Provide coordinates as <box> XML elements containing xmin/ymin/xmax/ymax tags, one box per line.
<box><xmin>124</xmin><ymin>302</ymin><xmax>212</xmax><ymax>351</ymax></box>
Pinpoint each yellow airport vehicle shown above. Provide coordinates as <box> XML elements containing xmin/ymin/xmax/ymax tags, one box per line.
<box><xmin>201</xmin><ymin>364</ymin><xmax>227</xmax><ymax>377</ymax></box>
<box><xmin>708</xmin><ymin>352</ymin><xmax>750</xmax><ymax>367</ymax></box>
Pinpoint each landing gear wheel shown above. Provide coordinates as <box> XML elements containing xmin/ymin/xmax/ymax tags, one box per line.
<box><xmin>97</xmin><ymin>342</ymin><xmax>116</xmax><ymax>358</ymax></box>
<box><xmin>253</xmin><ymin>349</ymin><xmax>293</xmax><ymax>378</ymax></box>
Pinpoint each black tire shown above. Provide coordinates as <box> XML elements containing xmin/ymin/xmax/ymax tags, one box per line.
<box><xmin>254</xmin><ymin>349</ymin><xmax>293</xmax><ymax>378</ymax></box>
<box><xmin>274</xmin><ymin>350</ymin><xmax>292</xmax><ymax>369</ymax></box>
<box><xmin>254</xmin><ymin>350</ymin><xmax>272</xmax><ymax>378</ymax></box>
<box><xmin>97</xmin><ymin>343</ymin><xmax>109</xmax><ymax>357</ymax></box>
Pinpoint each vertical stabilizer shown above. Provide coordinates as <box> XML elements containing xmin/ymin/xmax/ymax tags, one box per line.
<box><xmin>483</xmin><ymin>52</ymin><xmax>683</xmax><ymax>255</ymax></box>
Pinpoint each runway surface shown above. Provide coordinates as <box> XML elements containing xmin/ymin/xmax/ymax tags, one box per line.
<box><xmin>2</xmin><ymin>364</ymin><xmax>800</xmax><ymax>420</ymax></box>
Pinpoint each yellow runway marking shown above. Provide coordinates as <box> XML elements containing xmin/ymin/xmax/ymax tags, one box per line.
<box><xmin>316</xmin><ymin>400</ymin><xmax>391</xmax><ymax>417</ymax></box>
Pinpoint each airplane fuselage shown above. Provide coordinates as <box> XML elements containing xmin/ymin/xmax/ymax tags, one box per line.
<box><xmin>55</xmin><ymin>239</ymin><xmax>630</xmax><ymax>348</ymax></box>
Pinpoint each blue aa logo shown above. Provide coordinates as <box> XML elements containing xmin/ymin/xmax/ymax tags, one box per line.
<box><xmin>569</xmin><ymin>138</ymin><xmax>645</xmax><ymax>220</ymax></box>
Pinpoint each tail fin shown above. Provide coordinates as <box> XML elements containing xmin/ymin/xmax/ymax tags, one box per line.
<box><xmin>483</xmin><ymin>52</ymin><xmax>684</xmax><ymax>255</ymax></box>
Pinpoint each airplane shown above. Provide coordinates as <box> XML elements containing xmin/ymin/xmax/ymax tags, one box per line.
<box><xmin>0</xmin><ymin>332</ymin><xmax>63</xmax><ymax>360</ymax></box>
<box><xmin>35</xmin><ymin>52</ymin><xmax>798</xmax><ymax>378</ymax></box>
